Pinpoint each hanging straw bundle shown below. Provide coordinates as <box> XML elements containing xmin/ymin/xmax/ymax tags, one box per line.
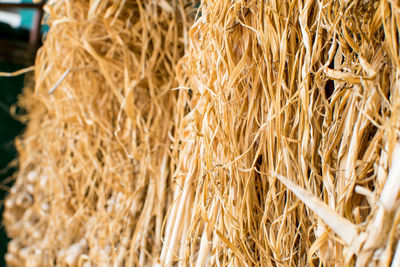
<box><xmin>4</xmin><ymin>0</ymin><xmax>400</xmax><ymax>266</ymax></box>
<box><xmin>3</xmin><ymin>0</ymin><xmax>197</xmax><ymax>266</ymax></box>
<box><xmin>162</xmin><ymin>0</ymin><xmax>400</xmax><ymax>266</ymax></box>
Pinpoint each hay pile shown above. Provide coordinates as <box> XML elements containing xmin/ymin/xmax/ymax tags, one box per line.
<box><xmin>3</xmin><ymin>0</ymin><xmax>400</xmax><ymax>266</ymax></box>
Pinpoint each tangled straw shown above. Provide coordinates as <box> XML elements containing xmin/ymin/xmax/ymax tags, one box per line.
<box><xmin>4</xmin><ymin>0</ymin><xmax>400</xmax><ymax>266</ymax></box>
<box><xmin>4</xmin><ymin>0</ymin><xmax>198</xmax><ymax>266</ymax></box>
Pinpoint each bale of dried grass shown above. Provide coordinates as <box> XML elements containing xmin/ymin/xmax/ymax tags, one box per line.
<box><xmin>4</xmin><ymin>0</ymin><xmax>400</xmax><ymax>266</ymax></box>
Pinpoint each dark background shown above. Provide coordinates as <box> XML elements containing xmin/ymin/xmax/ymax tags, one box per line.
<box><xmin>0</xmin><ymin>21</ymin><xmax>30</xmax><ymax>267</ymax></box>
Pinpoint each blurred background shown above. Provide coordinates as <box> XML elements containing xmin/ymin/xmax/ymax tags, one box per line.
<box><xmin>0</xmin><ymin>1</ymin><xmax>45</xmax><ymax>266</ymax></box>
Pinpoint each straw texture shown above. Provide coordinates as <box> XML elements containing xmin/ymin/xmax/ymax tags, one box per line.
<box><xmin>3</xmin><ymin>0</ymin><xmax>400</xmax><ymax>266</ymax></box>
<box><xmin>3</xmin><ymin>0</ymin><xmax>197</xmax><ymax>266</ymax></box>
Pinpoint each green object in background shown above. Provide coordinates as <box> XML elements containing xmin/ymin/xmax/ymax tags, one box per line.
<box><xmin>19</xmin><ymin>0</ymin><xmax>49</xmax><ymax>34</ymax></box>
<box><xmin>19</xmin><ymin>8</ymin><xmax>34</xmax><ymax>30</ymax></box>
<box><xmin>0</xmin><ymin>62</ymin><xmax>26</xmax><ymax>267</ymax></box>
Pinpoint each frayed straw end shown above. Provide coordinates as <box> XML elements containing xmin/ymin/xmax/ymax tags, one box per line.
<box><xmin>272</xmin><ymin>172</ymin><xmax>357</xmax><ymax>245</ymax></box>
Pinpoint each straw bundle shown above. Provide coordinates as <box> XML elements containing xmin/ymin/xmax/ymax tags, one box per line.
<box><xmin>178</xmin><ymin>0</ymin><xmax>400</xmax><ymax>265</ymax></box>
<box><xmin>4</xmin><ymin>0</ymin><xmax>400</xmax><ymax>266</ymax></box>
<box><xmin>165</xmin><ymin>1</ymin><xmax>400</xmax><ymax>265</ymax></box>
<box><xmin>3</xmin><ymin>0</ymin><xmax>197</xmax><ymax>266</ymax></box>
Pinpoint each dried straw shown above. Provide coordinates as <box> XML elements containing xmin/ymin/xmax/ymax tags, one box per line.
<box><xmin>4</xmin><ymin>0</ymin><xmax>197</xmax><ymax>266</ymax></box>
<box><xmin>162</xmin><ymin>0</ymin><xmax>400</xmax><ymax>266</ymax></box>
<box><xmin>4</xmin><ymin>0</ymin><xmax>400</xmax><ymax>266</ymax></box>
